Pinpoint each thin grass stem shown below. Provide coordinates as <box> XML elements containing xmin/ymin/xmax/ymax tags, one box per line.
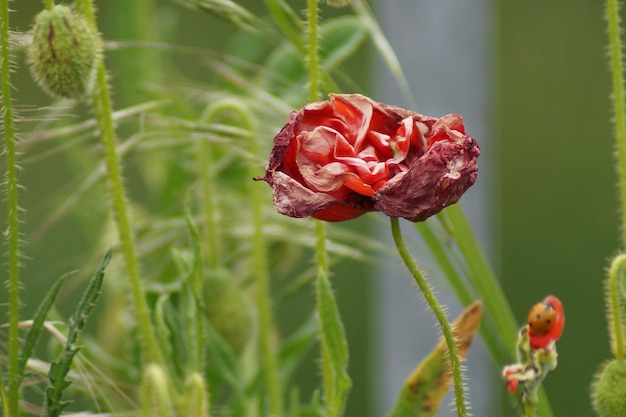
<box><xmin>390</xmin><ymin>217</ymin><xmax>467</xmax><ymax>417</ymax></box>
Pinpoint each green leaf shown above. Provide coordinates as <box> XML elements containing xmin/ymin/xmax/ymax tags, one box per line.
<box><xmin>204</xmin><ymin>318</ymin><xmax>244</xmax><ymax>398</ymax></box>
<box><xmin>43</xmin><ymin>249</ymin><xmax>112</xmax><ymax>417</ymax></box>
<box><xmin>18</xmin><ymin>272</ymin><xmax>71</xmax><ymax>376</ymax></box>
<box><xmin>316</xmin><ymin>271</ymin><xmax>351</xmax><ymax>417</ymax></box>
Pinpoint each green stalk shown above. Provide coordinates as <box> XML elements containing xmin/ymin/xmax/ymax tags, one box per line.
<box><xmin>244</xmin><ymin>103</ymin><xmax>284</xmax><ymax>417</ymax></box>
<box><xmin>390</xmin><ymin>217</ymin><xmax>467</xmax><ymax>417</ymax></box>
<box><xmin>524</xmin><ymin>403</ymin><xmax>536</xmax><ymax>417</ymax></box>
<box><xmin>608</xmin><ymin>254</ymin><xmax>626</xmax><ymax>362</ymax></box>
<box><xmin>1</xmin><ymin>1</ymin><xmax>22</xmax><ymax>415</ymax></box>
<box><xmin>606</xmin><ymin>0</ymin><xmax>626</xmax><ymax>247</ymax></box>
<box><xmin>439</xmin><ymin>205</ymin><xmax>554</xmax><ymax>417</ymax></box>
<box><xmin>205</xmin><ymin>99</ymin><xmax>282</xmax><ymax>415</ymax></box>
<box><xmin>307</xmin><ymin>0</ymin><xmax>321</xmax><ymax>102</ymax></box>
<box><xmin>74</xmin><ymin>0</ymin><xmax>163</xmax><ymax>366</ymax></box>
<box><xmin>198</xmin><ymin>106</ymin><xmax>225</xmax><ymax>270</ymax></box>
<box><xmin>43</xmin><ymin>0</ymin><xmax>54</xmax><ymax>10</ymax></box>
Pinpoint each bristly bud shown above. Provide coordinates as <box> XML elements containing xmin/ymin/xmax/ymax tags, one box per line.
<box><xmin>326</xmin><ymin>0</ymin><xmax>351</xmax><ymax>6</ymax></box>
<box><xmin>591</xmin><ymin>359</ymin><xmax>626</xmax><ymax>416</ymax></box>
<box><xmin>27</xmin><ymin>5</ymin><xmax>102</xmax><ymax>100</ymax></box>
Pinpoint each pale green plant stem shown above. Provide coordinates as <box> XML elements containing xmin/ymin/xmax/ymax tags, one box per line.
<box><xmin>523</xmin><ymin>403</ymin><xmax>536</xmax><ymax>417</ymax></box>
<box><xmin>608</xmin><ymin>254</ymin><xmax>626</xmax><ymax>362</ymax></box>
<box><xmin>43</xmin><ymin>0</ymin><xmax>54</xmax><ymax>10</ymax></box>
<box><xmin>198</xmin><ymin>107</ymin><xmax>224</xmax><ymax>270</ymax></box>
<box><xmin>1</xmin><ymin>1</ymin><xmax>21</xmax><ymax>415</ymax></box>
<box><xmin>74</xmin><ymin>0</ymin><xmax>163</xmax><ymax>366</ymax></box>
<box><xmin>390</xmin><ymin>217</ymin><xmax>467</xmax><ymax>417</ymax></box>
<box><xmin>244</xmin><ymin>104</ymin><xmax>284</xmax><ymax>417</ymax></box>
<box><xmin>205</xmin><ymin>100</ymin><xmax>282</xmax><ymax>415</ymax></box>
<box><xmin>307</xmin><ymin>0</ymin><xmax>321</xmax><ymax>102</ymax></box>
<box><xmin>440</xmin><ymin>205</ymin><xmax>555</xmax><ymax>417</ymax></box>
<box><xmin>606</xmin><ymin>0</ymin><xmax>626</xmax><ymax>247</ymax></box>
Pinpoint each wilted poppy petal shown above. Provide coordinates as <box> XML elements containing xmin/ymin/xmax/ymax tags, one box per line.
<box><xmin>259</xmin><ymin>94</ymin><xmax>480</xmax><ymax>222</ymax></box>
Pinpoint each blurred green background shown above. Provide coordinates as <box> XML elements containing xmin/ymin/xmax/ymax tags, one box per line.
<box><xmin>1</xmin><ymin>1</ymin><xmax>619</xmax><ymax>416</ymax></box>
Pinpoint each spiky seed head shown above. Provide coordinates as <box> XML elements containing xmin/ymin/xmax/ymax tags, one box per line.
<box><xmin>27</xmin><ymin>5</ymin><xmax>102</xmax><ymax>100</ymax></box>
<box><xmin>592</xmin><ymin>359</ymin><xmax>626</xmax><ymax>416</ymax></box>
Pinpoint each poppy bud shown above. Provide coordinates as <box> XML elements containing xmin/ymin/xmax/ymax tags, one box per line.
<box><xmin>592</xmin><ymin>359</ymin><xmax>626</xmax><ymax>417</ymax></box>
<box><xmin>27</xmin><ymin>5</ymin><xmax>102</xmax><ymax>99</ymax></box>
<box><xmin>202</xmin><ymin>269</ymin><xmax>254</xmax><ymax>355</ymax></box>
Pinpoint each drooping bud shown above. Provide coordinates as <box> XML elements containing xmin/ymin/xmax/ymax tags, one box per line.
<box><xmin>27</xmin><ymin>5</ymin><xmax>102</xmax><ymax>99</ymax></box>
<box><xmin>592</xmin><ymin>359</ymin><xmax>626</xmax><ymax>417</ymax></box>
<box><xmin>202</xmin><ymin>269</ymin><xmax>254</xmax><ymax>355</ymax></box>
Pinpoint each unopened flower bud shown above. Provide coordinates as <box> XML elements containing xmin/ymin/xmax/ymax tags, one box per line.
<box><xmin>592</xmin><ymin>359</ymin><xmax>626</xmax><ymax>417</ymax></box>
<box><xmin>202</xmin><ymin>269</ymin><xmax>254</xmax><ymax>355</ymax></box>
<box><xmin>27</xmin><ymin>5</ymin><xmax>102</xmax><ymax>99</ymax></box>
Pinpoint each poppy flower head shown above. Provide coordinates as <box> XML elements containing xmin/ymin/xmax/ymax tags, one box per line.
<box><xmin>258</xmin><ymin>94</ymin><xmax>480</xmax><ymax>222</ymax></box>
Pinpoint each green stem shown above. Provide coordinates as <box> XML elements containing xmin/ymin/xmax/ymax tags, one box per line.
<box><xmin>43</xmin><ymin>0</ymin><xmax>54</xmax><ymax>9</ymax></box>
<box><xmin>206</xmin><ymin>99</ymin><xmax>283</xmax><ymax>416</ymax></box>
<box><xmin>307</xmin><ymin>0</ymin><xmax>321</xmax><ymax>102</ymax></box>
<box><xmin>390</xmin><ymin>217</ymin><xmax>467</xmax><ymax>417</ymax></box>
<box><xmin>440</xmin><ymin>205</ymin><xmax>555</xmax><ymax>417</ymax></box>
<box><xmin>75</xmin><ymin>0</ymin><xmax>163</xmax><ymax>366</ymax></box>
<box><xmin>245</xmin><ymin>105</ymin><xmax>283</xmax><ymax>417</ymax></box>
<box><xmin>198</xmin><ymin>105</ymin><xmax>228</xmax><ymax>270</ymax></box>
<box><xmin>606</xmin><ymin>0</ymin><xmax>626</xmax><ymax>246</ymax></box>
<box><xmin>608</xmin><ymin>254</ymin><xmax>626</xmax><ymax>361</ymax></box>
<box><xmin>1</xmin><ymin>1</ymin><xmax>22</xmax><ymax>414</ymax></box>
<box><xmin>523</xmin><ymin>403</ymin><xmax>536</xmax><ymax>417</ymax></box>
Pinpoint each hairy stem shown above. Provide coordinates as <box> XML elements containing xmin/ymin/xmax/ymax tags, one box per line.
<box><xmin>205</xmin><ymin>99</ymin><xmax>282</xmax><ymax>415</ymax></box>
<box><xmin>75</xmin><ymin>0</ymin><xmax>163</xmax><ymax>366</ymax></box>
<box><xmin>307</xmin><ymin>0</ymin><xmax>321</xmax><ymax>102</ymax></box>
<box><xmin>606</xmin><ymin>0</ymin><xmax>626</xmax><ymax>246</ymax></box>
<box><xmin>1</xmin><ymin>1</ymin><xmax>22</xmax><ymax>415</ymax></box>
<box><xmin>608</xmin><ymin>254</ymin><xmax>626</xmax><ymax>361</ymax></box>
<box><xmin>244</xmin><ymin>102</ymin><xmax>283</xmax><ymax>417</ymax></box>
<box><xmin>390</xmin><ymin>217</ymin><xmax>467</xmax><ymax>417</ymax></box>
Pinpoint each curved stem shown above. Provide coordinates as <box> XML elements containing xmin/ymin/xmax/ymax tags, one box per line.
<box><xmin>606</xmin><ymin>0</ymin><xmax>626</xmax><ymax>246</ymax></box>
<box><xmin>206</xmin><ymin>99</ymin><xmax>283</xmax><ymax>415</ymax></box>
<box><xmin>75</xmin><ymin>0</ymin><xmax>163</xmax><ymax>366</ymax></box>
<box><xmin>608</xmin><ymin>254</ymin><xmax>626</xmax><ymax>361</ymax></box>
<box><xmin>1</xmin><ymin>0</ymin><xmax>21</xmax><ymax>414</ymax></box>
<box><xmin>390</xmin><ymin>217</ymin><xmax>467</xmax><ymax>417</ymax></box>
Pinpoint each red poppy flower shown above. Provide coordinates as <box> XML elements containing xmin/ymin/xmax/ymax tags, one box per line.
<box><xmin>527</xmin><ymin>295</ymin><xmax>565</xmax><ymax>350</ymax></box>
<box><xmin>257</xmin><ymin>94</ymin><xmax>480</xmax><ymax>222</ymax></box>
